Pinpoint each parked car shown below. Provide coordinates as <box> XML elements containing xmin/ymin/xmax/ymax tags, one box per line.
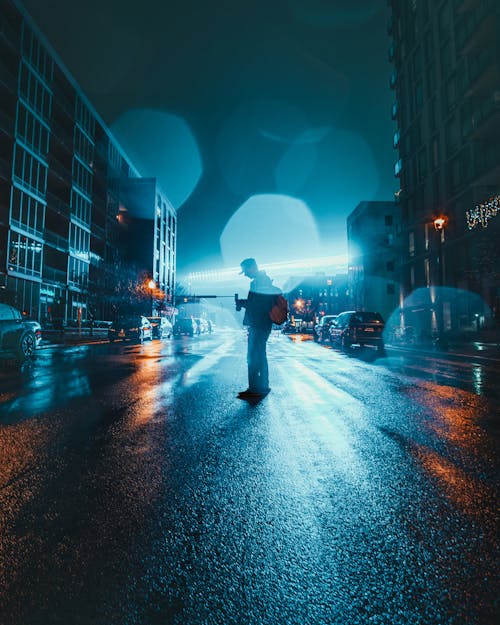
<box><xmin>0</xmin><ymin>303</ymin><xmax>37</xmax><ymax>363</ymax></box>
<box><xmin>193</xmin><ymin>317</ymin><xmax>209</xmax><ymax>334</ymax></box>
<box><xmin>108</xmin><ymin>316</ymin><xmax>153</xmax><ymax>342</ymax></box>
<box><xmin>329</xmin><ymin>311</ymin><xmax>385</xmax><ymax>352</ymax></box>
<box><xmin>147</xmin><ymin>316</ymin><xmax>173</xmax><ymax>339</ymax></box>
<box><xmin>173</xmin><ymin>317</ymin><xmax>197</xmax><ymax>337</ymax></box>
<box><xmin>313</xmin><ymin>314</ymin><xmax>338</xmax><ymax>343</ymax></box>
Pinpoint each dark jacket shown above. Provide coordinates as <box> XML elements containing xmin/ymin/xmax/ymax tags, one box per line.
<box><xmin>241</xmin><ymin>270</ymin><xmax>276</xmax><ymax>330</ymax></box>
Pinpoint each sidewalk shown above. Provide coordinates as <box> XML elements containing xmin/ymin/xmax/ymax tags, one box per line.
<box><xmin>385</xmin><ymin>339</ymin><xmax>500</xmax><ymax>364</ymax></box>
<box><xmin>40</xmin><ymin>328</ymin><xmax>109</xmax><ymax>347</ymax></box>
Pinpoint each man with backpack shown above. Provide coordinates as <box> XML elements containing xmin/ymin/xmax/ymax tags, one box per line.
<box><xmin>235</xmin><ymin>258</ymin><xmax>287</xmax><ymax>399</ymax></box>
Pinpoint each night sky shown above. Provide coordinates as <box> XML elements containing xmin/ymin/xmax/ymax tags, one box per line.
<box><xmin>22</xmin><ymin>0</ymin><xmax>396</xmax><ymax>276</ymax></box>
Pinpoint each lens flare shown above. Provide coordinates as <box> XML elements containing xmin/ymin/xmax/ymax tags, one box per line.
<box><xmin>111</xmin><ymin>109</ymin><xmax>202</xmax><ymax>209</ymax></box>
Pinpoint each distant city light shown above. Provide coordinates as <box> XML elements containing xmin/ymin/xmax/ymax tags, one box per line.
<box><xmin>185</xmin><ymin>254</ymin><xmax>348</xmax><ymax>283</ymax></box>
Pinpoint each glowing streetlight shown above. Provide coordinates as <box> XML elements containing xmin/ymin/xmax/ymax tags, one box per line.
<box><xmin>294</xmin><ymin>298</ymin><xmax>304</xmax><ymax>312</ymax></box>
<box><xmin>433</xmin><ymin>216</ymin><xmax>447</xmax><ymax>231</ymax></box>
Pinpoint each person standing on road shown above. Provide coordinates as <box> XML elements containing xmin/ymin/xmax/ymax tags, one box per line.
<box><xmin>235</xmin><ymin>258</ymin><xmax>275</xmax><ymax>398</ymax></box>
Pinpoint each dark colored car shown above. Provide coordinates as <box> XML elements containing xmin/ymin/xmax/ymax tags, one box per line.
<box><xmin>108</xmin><ymin>316</ymin><xmax>153</xmax><ymax>342</ymax></box>
<box><xmin>147</xmin><ymin>316</ymin><xmax>173</xmax><ymax>339</ymax></box>
<box><xmin>329</xmin><ymin>311</ymin><xmax>385</xmax><ymax>352</ymax></box>
<box><xmin>0</xmin><ymin>303</ymin><xmax>37</xmax><ymax>363</ymax></box>
<box><xmin>173</xmin><ymin>317</ymin><xmax>196</xmax><ymax>337</ymax></box>
<box><xmin>313</xmin><ymin>314</ymin><xmax>338</xmax><ymax>343</ymax></box>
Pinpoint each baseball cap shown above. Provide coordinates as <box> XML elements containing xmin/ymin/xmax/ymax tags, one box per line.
<box><xmin>239</xmin><ymin>258</ymin><xmax>257</xmax><ymax>274</ymax></box>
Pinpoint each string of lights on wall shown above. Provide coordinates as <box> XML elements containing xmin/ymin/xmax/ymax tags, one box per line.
<box><xmin>466</xmin><ymin>194</ymin><xmax>499</xmax><ymax>230</ymax></box>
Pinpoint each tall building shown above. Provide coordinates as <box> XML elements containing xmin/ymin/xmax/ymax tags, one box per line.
<box><xmin>0</xmin><ymin>0</ymin><xmax>176</xmax><ymax>323</ymax></box>
<box><xmin>347</xmin><ymin>201</ymin><xmax>400</xmax><ymax>322</ymax></box>
<box><xmin>387</xmin><ymin>0</ymin><xmax>499</xmax><ymax>336</ymax></box>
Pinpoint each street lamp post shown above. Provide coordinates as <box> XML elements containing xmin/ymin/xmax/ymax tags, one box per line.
<box><xmin>148</xmin><ymin>280</ymin><xmax>156</xmax><ymax>316</ymax></box>
<box><xmin>433</xmin><ymin>216</ymin><xmax>447</xmax><ymax>349</ymax></box>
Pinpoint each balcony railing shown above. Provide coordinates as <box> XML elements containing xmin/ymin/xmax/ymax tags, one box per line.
<box><xmin>46</xmin><ymin>190</ymin><xmax>70</xmax><ymax>217</ymax></box>
<box><xmin>0</xmin><ymin>156</ymin><xmax>11</xmax><ymax>181</ymax></box>
<box><xmin>43</xmin><ymin>266</ymin><xmax>67</xmax><ymax>284</ymax></box>
<box><xmin>48</xmin><ymin>154</ymin><xmax>72</xmax><ymax>183</ymax></box>
<box><xmin>0</xmin><ymin>108</ymin><xmax>14</xmax><ymax>134</ymax></box>
<box><xmin>0</xmin><ymin>59</ymin><xmax>18</xmax><ymax>94</ymax></box>
<box><xmin>44</xmin><ymin>229</ymin><xmax>69</xmax><ymax>252</ymax></box>
<box><xmin>10</xmin><ymin>217</ymin><xmax>44</xmax><ymax>240</ymax></box>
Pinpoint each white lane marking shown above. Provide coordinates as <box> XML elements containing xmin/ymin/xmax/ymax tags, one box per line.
<box><xmin>182</xmin><ymin>336</ymin><xmax>238</xmax><ymax>387</ymax></box>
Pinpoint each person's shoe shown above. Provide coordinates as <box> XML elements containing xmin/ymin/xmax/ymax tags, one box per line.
<box><xmin>259</xmin><ymin>387</ymin><xmax>271</xmax><ymax>396</ymax></box>
<box><xmin>238</xmin><ymin>388</ymin><xmax>262</xmax><ymax>397</ymax></box>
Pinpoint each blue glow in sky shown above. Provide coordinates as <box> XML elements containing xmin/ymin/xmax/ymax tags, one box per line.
<box><xmin>220</xmin><ymin>194</ymin><xmax>320</xmax><ymax>268</ymax></box>
<box><xmin>111</xmin><ymin>109</ymin><xmax>202</xmax><ymax>209</ymax></box>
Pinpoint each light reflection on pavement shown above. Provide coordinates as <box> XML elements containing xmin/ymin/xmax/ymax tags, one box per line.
<box><xmin>0</xmin><ymin>331</ymin><xmax>498</xmax><ymax>625</ymax></box>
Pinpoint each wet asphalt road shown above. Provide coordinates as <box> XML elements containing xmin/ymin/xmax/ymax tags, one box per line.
<box><xmin>0</xmin><ymin>330</ymin><xmax>499</xmax><ymax>625</ymax></box>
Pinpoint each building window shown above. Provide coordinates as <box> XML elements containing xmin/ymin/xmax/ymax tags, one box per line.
<box><xmin>438</xmin><ymin>2</ymin><xmax>451</xmax><ymax>41</ymax></box>
<box><xmin>71</xmin><ymin>190</ymin><xmax>91</xmax><ymax>226</ymax></box>
<box><xmin>418</xmin><ymin>148</ymin><xmax>427</xmax><ymax>182</ymax></box>
<box><xmin>19</xmin><ymin>62</ymin><xmax>52</xmax><ymax>121</ymax></box>
<box><xmin>13</xmin><ymin>144</ymin><xmax>47</xmax><ymax>197</ymax></box>
<box><xmin>384</xmin><ymin>215</ymin><xmax>393</xmax><ymax>226</ymax></box>
<box><xmin>444</xmin><ymin>77</ymin><xmax>457</xmax><ymax>114</ymax></box>
<box><xmin>72</xmin><ymin>158</ymin><xmax>93</xmax><ymax>197</ymax></box>
<box><xmin>424</xmin><ymin>258</ymin><xmax>430</xmax><ymax>286</ymax></box>
<box><xmin>415</xmin><ymin>81</ymin><xmax>423</xmax><ymax>112</ymax></box>
<box><xmin>440</xmin><ymin>40</ymin><xmax>453</xmax><ymax>79</ymax></box>
<box><xmin>16</xmin><ymin>102</ymin><xmax>50</xmax><ymax>157</ymax></box>
<box><xmin>75</xmin><ymin>97</ymin><xmax>95</xmax><ymax>138</ymax></box>
<box><xmin>68</xmin><ymin>255</ymin><xmax>89</xmax><ymax>289</ymax></box>
<box><xmin>8</xmin><ymin>231</ymin><xmax>42</xmax><ymax>276</ymax></box>
<box><xmin>22</xmin><ymin>24</ymin><xmax>53</xmax><ymax>82</ymax></box>
<box><xmin>445</xmin><ymin>116</ymin><xmax>459</xmax><ymax>155</ymax></box>
<box><xmin>10</xmin><ymin>186</ymin><xmax>45</xmax><ymax>236</ymax></box>
<box><xmin>409</xmin><ymin>232</ymin><xmax>415</xmax><ymax>257</ymax></box>
<box><xmin>386</xmin><ymin>261</ymin><xmax>395</xmax><ymax>271</ymax></box>
<box><xmin>74</xmin><ymin>126</ymin><xmax>94</xmax><ymax>168</ymax></box>
<box><xmin>69</xmin><ymin>223</ymin><xmax>90</xmax><ymax>261</ymax></box>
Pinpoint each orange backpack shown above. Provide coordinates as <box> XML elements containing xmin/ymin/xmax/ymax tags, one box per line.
<box><xmin>269</xmin><ymin>294</ymin><xmax>288</xmax><ymax>325</ymax></box>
